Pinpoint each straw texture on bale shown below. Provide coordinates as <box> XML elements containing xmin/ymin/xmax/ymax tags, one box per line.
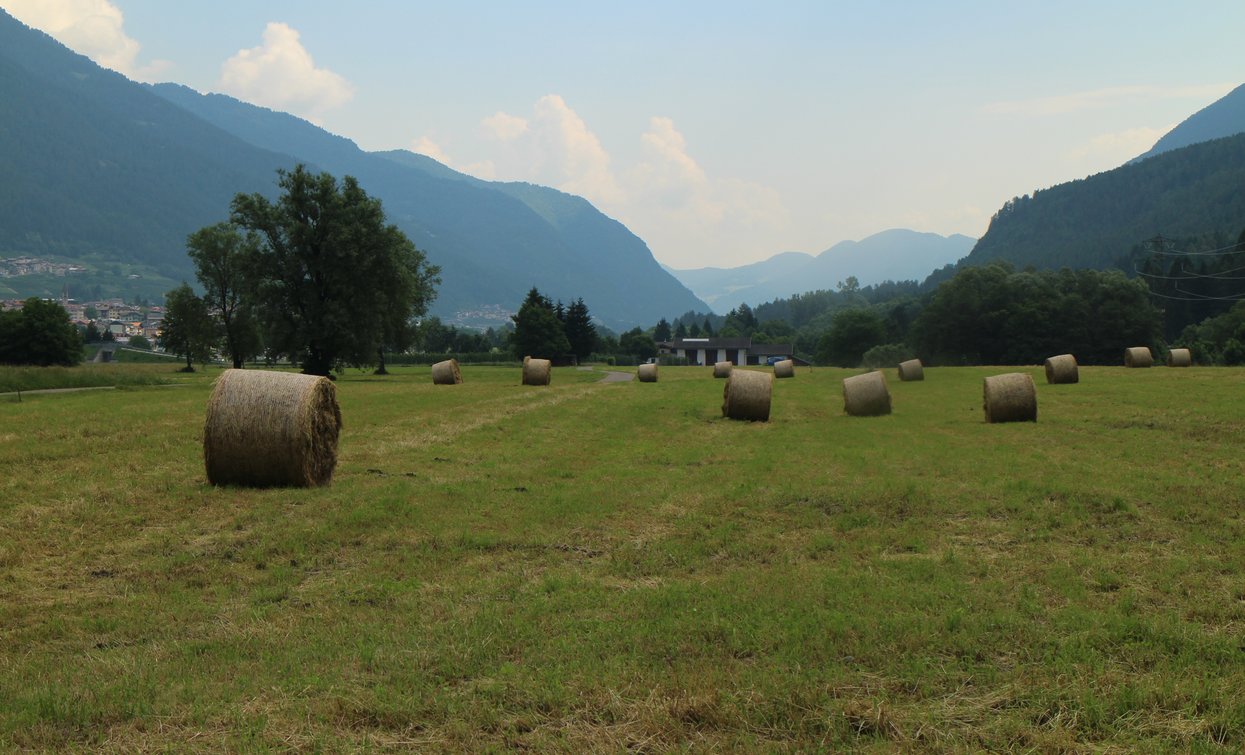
<box><xmin>897</xmin><ymin>358</ymin><xmax>924</xmax><ymax>382</ymax></box>
<box><xmin>1167</xmin><ymin>348</ymin><xmax>1192</xmax><ymax>367</ymax></box>
<box><xmin>713</xmin><ymin>361</ymin><xmax>733</xmax><ymax>378</ymax></box>
<box><xmin>983</xmin><ymin>372</ymin><xmax>1037</xmax><ymax>423</ymax></box>
<box><xmin>522</xmin><ymin>357</ymin><xmax>552</xmax><ymax>386</ymax></box>
<box><xmin>842</xmin><ymin>370</ymin><xmax>892</xmax><ymax>417</ymax></box>
<box><xmin>1043</xmin><ymin>354</ymin><xmax>1078</xmax><ymax>384</ymax></box>
<box><xmin>773</xmin><ymin>359</ymin><xmax>795</xmax><ymax>379</ymax></box>
<box><xmin>203</xmin><ymin>369</ymin><xmax>341</xmax><ymax>487</ymax></box>
<box><xmin>636</xmin><ymin>363</ymin><xmax>659</xmax><ymax>382</ymax></box>
<box><xmin>1124</xmin><ymin>346</ymin><xmax>1153</xmax><ymax>368</ymax></box>
<box><xmin>721</xmin><ymin>368</ymin><xmax>772</xmax><ymax>421</ymax></box>
<box><xmin>431</xmin><ymin>358</ymin><xmax>462</xmax><ymax>385</ymax></box>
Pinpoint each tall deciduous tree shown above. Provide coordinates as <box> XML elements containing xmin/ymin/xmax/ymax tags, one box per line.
<box><xmin>0</xmin><ymin>298</ymin><xmax>82</xmax><ymax>366</ymax></box>
<box><xmin>160</xmin><ymin>283</ymin><xmax>216</xmax><ymax>372</ymax></box>
<box><xmin>186</xmin><ymin>222</ymin><xmax>262</xmax><ymax>369</ymax></box>
<box><xmin>230</xmin><ymin>165</ymin><xmax>439</xmax><ymax>376</ymax></box>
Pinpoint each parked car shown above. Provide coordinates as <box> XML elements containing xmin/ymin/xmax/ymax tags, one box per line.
<box><xmin>766</xmin><ymin>355</ymin><xmax>786</xmax><ymax>366</ymax></box>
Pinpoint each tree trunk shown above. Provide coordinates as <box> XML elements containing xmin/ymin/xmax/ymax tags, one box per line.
<box><xmin>375</xmin><ymin>347</ymin><xmax>388</xmax><ymax>375</ymax></box>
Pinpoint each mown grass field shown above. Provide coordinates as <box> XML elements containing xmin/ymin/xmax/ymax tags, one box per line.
<box><xmin>1</xmin><ymin>363</ymin><xmax>1243</xmax><ymax>751</ymax></box>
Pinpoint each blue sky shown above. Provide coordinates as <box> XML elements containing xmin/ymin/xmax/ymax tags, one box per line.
<box><xmin>4</xmin><ymin>1</ymin><xmax>1243</xmax><ymax>268</ymax></box>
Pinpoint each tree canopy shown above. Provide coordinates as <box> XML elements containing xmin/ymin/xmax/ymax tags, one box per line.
<box><xmin>229</xmin><ymin>165</ymin><xmax>439</xmax><ymax>376</ymax></box>
<box><xmin>510</xmin><ymin>288</ymin><xmax>571</xmax><ymax>360</ymax></box>
<box><xmin>159</xmin><ymin>283</ymin><xmax>216</xmax><ymax>371</ymax></box>
<box><xmin>0</xmin><ymin>298</ymin><xmax>82</xmax><ymax>367</ymax></box>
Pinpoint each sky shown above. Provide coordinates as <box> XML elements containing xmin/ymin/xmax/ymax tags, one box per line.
<box><xmin>3</xmin><ymin>1</ymin><xmax>1244</xmax><ymax>270</ymax></box>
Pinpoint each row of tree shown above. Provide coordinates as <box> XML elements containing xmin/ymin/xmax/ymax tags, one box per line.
<box><xmin>160</xmin><ymin>165</ymin><xmax>440</xmax><ymax>376</ymax></box>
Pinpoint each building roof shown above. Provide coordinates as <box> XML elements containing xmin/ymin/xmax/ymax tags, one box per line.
<box><xmin>672</xmin><ymin>337</ymin><xmax>752</xmax><ymax>349</ymax></box>
<box><xmin>749</xmin><ymin>343</ymin><xmax>795</xmax><ymax>355</ymax></box>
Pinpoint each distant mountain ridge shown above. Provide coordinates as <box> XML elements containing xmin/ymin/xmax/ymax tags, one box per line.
<box><xmin>0</xmin><ymin>9</ymin><xmax>707</xmax><ymax>328</ymax></box>
<box><xmin>669</xmin><ymin>229</ymin><xmax>975</xmax><ymax>312</ymax></box>
<box><xmin>1134</xmin><ymin>83</ymin><xmax>1245</xmax><ymax>162</ymax></box>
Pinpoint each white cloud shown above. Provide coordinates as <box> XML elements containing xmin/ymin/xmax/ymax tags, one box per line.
<box><xmin>480</xmin><ymin>94</ymin><xmax>624</xmax><ymax>206</ymax></box>
<box><xmin>481</xmin><ymin>112</ymin><xmax>528</xmax><ymax>142</ymax></box>
<box><xmin>624</xmin><ymin>116</ymin><xmax>788</xmax><ymax>267</ymax></box>
<box><xmin>1067</xmin><ymin>124</ymin><xmax>1173</xmax><ymax>164</ymax></box>
<box><xmin>983</xmin><ymin>83</ymin><xmax>1236</xmax><ymax>116</ymax></box>
<box><xmin>419</xmin><ymin>96</ymin><xmax>788</xmax><ymax>267</ymax></box>
<box><xmin>1</xmin><ymin>0</ymin><xmax>170</xmax><ymax>80</ymax></box>
<box><xmin>217</xmin><ymin>22</ymin><xmax>354</xmax><ymax>121</ymax></box>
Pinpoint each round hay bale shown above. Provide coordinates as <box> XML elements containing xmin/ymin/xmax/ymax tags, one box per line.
<box><xmin>713</xmin><ymin>361</ymin><xmax>733</xmax><ymax>379</ymax></box>
<box><xmin>1043</xmin><ymin>354</ymin><xmax>1078</xmax><ymax>384</ymax></box>
<box><xmin>721</xmin><ymin>368</ymin><xmax>772</xmax><ymax>421</ymax></box>
<box><xmin>897</xmin><ymin>358</ymin><xmax>924</xmax><ymax>382</ymax></box>
<box><xmin>842</xmin><ymin>370</ymin><xmax>892</xmax><ymax>417</ymax></box>
<box><xmin>983</xmin><ymin>372</ymin><xmax>1037</xmax><ymax>423</ymax></box>
<box><xmin>203</xmin><ymin>369</ymin><xmax>341</xmax><ymax>487</ymax></box>
<box><xmin>773</xmin><ymin>359</ymin><xmax>795</xmax><ymax>379</ymax></box>
<box><xmin>431</xmin><ymin>358</ymin><xmax>462</xmax><ymax>385</ymax></box>
<box><xmin>1167</xmin><ymin>348</ymin><xmax>1192</xmax><ymax>367</ymax></box>
<box><xmin>1124</xmin><ymin>346</ymin><xmax>1153</xmax><ymax>368</ymax></box>
<box><xmin>522</xmin><ymin>357</ymin><xmax>552</xmax><ymax>386</ymax></box>
<box><xmin>636</xmin><ymin>363</ymin><xmax>658</xmax><ymax>382</ymax></box>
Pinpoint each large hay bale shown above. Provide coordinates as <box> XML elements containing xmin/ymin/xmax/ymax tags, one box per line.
<box><xmin>203</xmin><ymin>369</ymin><xmax>341</xmax><ymax>487</ymax></box>
<box><xmin>722</xmin><ymin>368</ymin><xmax>772</xmax><ymax>421</ymax></box>
<box><xmin>522</xmin><ymin>357</ymin><xmax>552</xmax><ymax>385</ymax></box>
<box><xmin>431</xmin><ymin>358</ymin><xmax>462</xmax><ymax>385</ymax></box>
<box><xmin>897</xmin><ymin>358</ymin><xmax>924</xmax><ymax>382</ymax></box>
<box><xmin>773</xmin><ymin>359</ymin><xmax>795</xmax><ymax>379</ymax></box>
<box><xmin>1167</xmin><ymin>348</ymin><xmax>1192</xmax><ymax>367</ymax></box>
<box><xmin>636</xmin><ymin>363</ymin><xmax>659</xmax><ymax>382</ymax></box>
<box><xmin>1124</xmin><ymin>346</ymin><xmax>1153</xmax><ymax>368</ymax></box>
<box><xmin>842</xmin><ymin>370</ymin><xmax>892</xmax><ymax>417</ymax></box>
<box><xmin>1043</xmin><ymin>354</ymin><xmax>1078</xmax><ymax>384</ymax></box>
<box><xmin>983</xmin><ymin>372</ymin><xmax>1037</xmax><ymax>423</ymax></box>
<box><xmin>713</xmin><ymin>361</ymin><xmax>733</xmax><ymax>378</ymax></box>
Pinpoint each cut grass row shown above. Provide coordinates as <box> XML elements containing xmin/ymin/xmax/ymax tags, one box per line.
<box><xmin>0</xmin><ymin>363</ymin><xmax>1242</xmax><ymax>750</ymax></box>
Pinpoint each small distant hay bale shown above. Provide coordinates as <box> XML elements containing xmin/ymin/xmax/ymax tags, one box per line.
<box><xmin>773</xmin><ymin>359</ymin><xmax>795</xmax><ymax>379</ymax></box>
<box><xmin>203</xmin><ymin>369</ymin><xmax>341</xmax><ymax>487</ymax></box>
<box><xmin>721</xmin><ymin>368</ymin><xmax>772</xmax><ymax>421</ymax></box>
<box><xmin>431</xmin><ymin>358</ymin><xmax>462</xmax><ymax>385</ymax></box>
<box><xmin>983</xmin><ymin>372</ymin><xmax>1037</xmax><ymax>423</ymax></box>
<box><xmin>842</xmin><ymin>370</ymin><xmax>892</xmax><ymax>417</ymax></box>
<box><xmin>897</xmin><ymin>359</ymin><xmax>924</xmax><ymax>382</ymax></box>
<box><xmin>522</xmin><ymin>357</ymin><xmax>552</xmax><ymax>386</ymax></box>
<box><xmin>713</xmin><ymin>361</ymin><xmax>733</xmax><ymax>378</ymax></box>
<box><xmin>637</xmin><ymin>363</ymin><xmax>658</xmax><ymax>382</ymax></box>
<box><xmin>1043</xmin><ymin>354</ymin><xmax>1078</xmax><ymax>384</ymax></box>
<box><xmin>1124</xmin><ymin>347</ymin><xmax>1153</xmax><ymax>368</ymax></box>
<box><xmin>1167</xmin><ymin>348</ymin><xmax>1192</xmax><ymax>367</ymax></box>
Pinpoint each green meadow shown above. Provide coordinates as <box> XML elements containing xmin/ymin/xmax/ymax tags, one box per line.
<box><xmin>1</xmin><ymin>363</ymin><xmax>1243</xmax><ymax>751</ymax></box>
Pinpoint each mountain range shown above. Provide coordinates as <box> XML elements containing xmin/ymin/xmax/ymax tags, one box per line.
<box><xmin>0</xmin><ymin>9</ymin><xmax>706</xmax><ymax>330</ymax></box>
<box><xmin>667</xmin><ymin>229</ymin><xmax>975</xmax><ymax>313</ymax></box>
<box><xmin>1133</xmin><ymin>83</ymin><xmax>1245</xmax><ymax>162</ymax></box>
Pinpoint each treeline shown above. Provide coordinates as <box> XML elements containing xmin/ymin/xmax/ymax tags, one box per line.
<box><xmin>649</xmin><ymin>264</ymin><xmax>1166</xmax><ymax>367</ymax></box>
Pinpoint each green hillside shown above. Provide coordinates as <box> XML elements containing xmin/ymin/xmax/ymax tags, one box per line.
<box><xmin>964</xmin><ymin>132</ymin><xmax>1245</xmax><ymax>272</ymax></box>
<box><xmin>0</xmin><ymin>9</ymin><xmax>706</xmax><ymax>328</ymax></box>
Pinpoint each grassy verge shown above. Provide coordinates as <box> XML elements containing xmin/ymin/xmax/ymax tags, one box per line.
<box><xmin>0</xmin><ymin>363</ymin><xmax>174</xmax><ymax>393</ymax></box>
<box><xmin>0</xmin><ymin>363</ymin><xmax>1242</xmax><ymax>750</ymax></box>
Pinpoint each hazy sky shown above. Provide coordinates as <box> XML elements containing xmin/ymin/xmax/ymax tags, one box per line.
<box><xmin>4</xmin><ymin>1</ymin><xmax>1243</xmax><ymax>269</ymax></box>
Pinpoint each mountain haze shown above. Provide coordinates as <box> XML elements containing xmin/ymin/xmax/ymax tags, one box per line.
<box><xmin>670</xmin><ymin>230</ymin><xmax>974</xmax><ymax>312</ymax></box>
<box><xmin>0</xmin><ymin>9</ymin><xmax>706</xmax><ymax>328</ymax></box>
<box><xmin>1133</xmin><ymin>83</ymin><xmax>1245</xmax><ymax>162</ymax></box>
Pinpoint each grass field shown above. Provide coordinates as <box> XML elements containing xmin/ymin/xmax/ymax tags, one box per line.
<box><xmin>1</xmin><ymin>363</ymin><xmax>1243</xmax><ymax>751</ymax></box>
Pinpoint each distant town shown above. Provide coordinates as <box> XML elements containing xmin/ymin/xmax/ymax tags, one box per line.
<box><xmin>0</xmin><ymin>294</ymin><xmax>163</xmax><ymax>343</ymax></box>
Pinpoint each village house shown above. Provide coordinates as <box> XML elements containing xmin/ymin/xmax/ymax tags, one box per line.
<box><xmin>667</xmin><ymin>337</ymin><xmax>797</xmax><ymax>366</ymax></box>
